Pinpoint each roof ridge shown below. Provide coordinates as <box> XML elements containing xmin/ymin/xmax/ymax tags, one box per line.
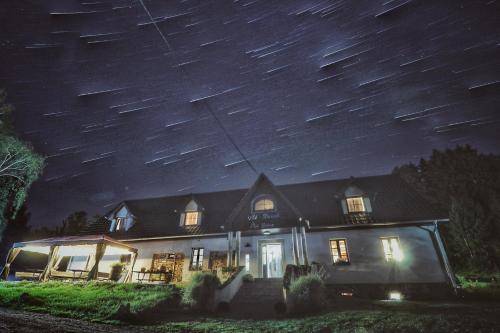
<box><xmin>121</xmin><ymin>173</ymin><xmax>396</xmax><ymax>203</ymax></box>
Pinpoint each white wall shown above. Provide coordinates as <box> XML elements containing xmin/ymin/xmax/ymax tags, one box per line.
<box><xmin>120</xmin><ymin>225</ymin><xmax>447</xmax><ymax>284</ymax></box>
<box><xmin>306</xmin><ymin>226</ymin><xmax>447</xmax><ymax>284</ymax></box>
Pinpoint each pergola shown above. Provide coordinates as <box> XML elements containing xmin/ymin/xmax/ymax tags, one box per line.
<box><xmin>0</xmin><ymin>235</ymin><xmax>138</xmax><ymax>282</ymax></box>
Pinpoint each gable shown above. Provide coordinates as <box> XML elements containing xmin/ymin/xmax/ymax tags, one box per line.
<box><xmin>225</xmin><ymin>174</ymin><xmax>302</xmax><ymax>231</ymax></box>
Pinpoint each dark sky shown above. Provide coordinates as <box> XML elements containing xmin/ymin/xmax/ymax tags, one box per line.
<box><xmin>1</xmin><ymin>0</ymin><xmax>499</xmax><ymax>228</ymax></box>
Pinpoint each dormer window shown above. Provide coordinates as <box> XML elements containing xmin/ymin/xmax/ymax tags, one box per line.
<box><xmin>252</xmin><ymin>195</ymin><xmax>276</xmax><ymax>212</ymax></box>
<box><xmin>108</xmin><ymin>204</ymin><xmax>134</xmax><ymax>232</ymax></box>
<box><xmin>184</xmin><ymin>211</ymin><xmax>199</xmax><ymax>226</ymax></box>
<box><xmin>180</xmin><ymin>199</ymin><xmax>202</xmax><ymax>226</ymax></box>
<box><xmin>346</xmin><ymin>197</ymin><xmax>365</xmax><ymax>213</ymax></box>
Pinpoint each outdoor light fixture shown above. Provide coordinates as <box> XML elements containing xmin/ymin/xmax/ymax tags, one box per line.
<box><xmin>263</xmin><ymin>230</ymin><xmax>271</xmax><ymax>236</ymax></box>
<box><xmin>388</xmin><ymin>291</ymin><xmax>402</xmax><ymax>301</ymax></box>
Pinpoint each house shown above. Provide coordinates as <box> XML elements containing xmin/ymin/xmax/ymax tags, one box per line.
<box><xmin>2</xmin><ymin>173</ymin><xmax>456</xmax><ymax>298</ymax></box>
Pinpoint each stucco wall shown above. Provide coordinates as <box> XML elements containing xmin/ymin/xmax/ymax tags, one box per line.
<box><xmin>117</xmin><ymin>225</ymin><xmax>447</xmax><ymax>284</ymax></box>
<box><xmin>307</xmin><ymin>227</ymin><xmax>447</xmax><ymax>284</ymax></box>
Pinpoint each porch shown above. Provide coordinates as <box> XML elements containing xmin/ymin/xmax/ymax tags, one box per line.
<box><xmin>225</xmin><ymin>222</ymin><xmax>310</xmax><ymax>278</ymax></box>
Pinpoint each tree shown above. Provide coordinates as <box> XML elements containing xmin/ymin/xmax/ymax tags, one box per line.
<box><xmin>59</xmin><ymin>211</ymin><xmax>89</xmax><ymax>236</ymax></box>
<box><xmin>0</xmin><ymin>204</ymin><xmax>31</xmax><ymax>262</ymax></box>
<box><xmin>0</xmin><ymin>90</ymin><xmax>44</xmax><ymax>238</ymax></box>
<box><xmin>394</xmin><ymin>145</ymin><xmax>500</xmax><ymax>273</ymax></box>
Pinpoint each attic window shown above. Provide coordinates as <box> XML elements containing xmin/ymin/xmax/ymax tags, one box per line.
<box><xmin>184</xmin><ymin>211</ymin><xmax>199</xmax><ymax>226</ymax></box>
<box><xmin>346</xmin><ymin>197</ymin><xmax>365</xmax><ymax>213</ymax></box>
<box><xmin>253</xmin><ymin>195</ymin><xmax>275</xmax><ymax>212</ymax></box>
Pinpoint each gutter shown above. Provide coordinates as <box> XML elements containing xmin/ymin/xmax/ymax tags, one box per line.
<box><xmin>118</xmin><ymin>232</ymin><xmax>228</xmax><ymax>243</ymax></box>
<box><xmin>309</xmin><ymin>218</ymin><xmax>449</xmax><ymax>231</ymax></box>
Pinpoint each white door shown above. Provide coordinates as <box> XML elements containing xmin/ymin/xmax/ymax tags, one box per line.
<box><xmin>262</xmin><ymin>243</ymin><xmax>283</xmax><ymax>278</ymax></box>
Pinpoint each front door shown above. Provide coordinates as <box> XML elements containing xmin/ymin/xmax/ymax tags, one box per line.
<box><xmin>261</xmin><ymin>243</ymin><xmax>283</xmax><ymax>278</ymax></box>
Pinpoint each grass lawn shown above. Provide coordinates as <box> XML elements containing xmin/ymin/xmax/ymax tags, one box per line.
<box><xmin>0</xmin><ymin>281</ymin><xmax>178</xmax><ymax>322</ymax></box>
<box><xmin>155</xmin><ymin>304</ymin><xmax>500</xmax><ymax>333</ymax></box>
<box><xmin>1</xmin><ymin>280</ymin><xmax>499</xmax><ymax>332</ymax></box>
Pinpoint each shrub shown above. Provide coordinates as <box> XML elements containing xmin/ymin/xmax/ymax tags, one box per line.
<box><xmin>288</xmin><ymin>274</ymin><xmax>325</xmax><ymax>314</ymax></box>
<box><xmin>110</xmin><ymin>262</ymin><xmax>125</xmax><ymax>281</ymax></box>
<box><xmin>182</xmin><ymin>272</ymin><xmax>221</xmax><ymax>311</ymax></box>
<box><xmin>216</xmin><ymin>301</ymin><xmax>230</xmax><ymax>313</ymax></box>
<box><xmin>274</xmin><ymin>301</ymin><xmax>287</xmax><ymax>314</ymax></box>
<box><xmin>242</xmin><ymin>274</ymin><xmax>254</xmax><ymax>283</ymax></box>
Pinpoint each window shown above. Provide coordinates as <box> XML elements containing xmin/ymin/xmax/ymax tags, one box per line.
<box><xmin>346</xmin><ymin>197</ymin><xmax>365</xmax><ymax>213</ymax></box>
<box><xmin>190</xmin><ymin>248</ymin><xmax>204</xmax><ymax>270</ymax></box>
<box><xmin>330</xmin><ymin>239</ymin><xmax>349</xmax><ymax>264</ymax></box>
<box><xmin>116</xmin><ymin>217</ymin><xmax>124</xmax><ymax>231</ymax></box>
<box><xmin>184</xmin><ymin>211</ymin><xmax>199</xmax><ymax>226</ymax></box>
<box><xmin>381</xmin><ymin>237</ymin><xmax>403</xmax><ymax>262</ymax></box>
<box><xmin>67</xmin><ymin>256</ymin><xmax>89</xmax><ymax>271</ymax></box>
<box><xmin>254</xmin><ymin>198</ymin><xmax>275</xmax><ymax>212</ymax></box>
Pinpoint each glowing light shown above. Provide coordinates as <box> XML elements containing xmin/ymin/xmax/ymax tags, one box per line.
<box><xmin>20</xmin><ymin>246</ymin><xmax>50</xmax><ymax>254</ymax></box>
<box><xmin>341</xmin><ymin>292</ymin><xmax>353</xmax><ymax>297</ymax></box>
<box><xmin>382</xmin><ymin>237</ymin><xmax>404</xmax><ymax>262</ymax></box>
<box><xmin>59</xmin><ymin>245</ymin><xmax>96</xmax><ymax>257</ymax></box>
<box><xmin>263</xmin><ymin>230</ymin><xmax>271</xmax><ymax>236</ymax></box>
<box><xmin>389</xmin><ymin>291</ymin><xmax>402</xmax><ymax>300</ymax></box>
<box><xmin>104</xmin><ymin>245</ymin><xmax>133</xmax><ymax>255</ymax></box>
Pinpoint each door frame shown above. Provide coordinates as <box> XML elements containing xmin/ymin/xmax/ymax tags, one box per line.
<box><xmin>257</xmin><ymin>239</ymin><xmax>285</xmax><ymax>278</ymax></box>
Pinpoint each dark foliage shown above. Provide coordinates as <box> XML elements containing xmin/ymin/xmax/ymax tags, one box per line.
<box><xmin>182</xmin><ymin>272</ymin><xmax>221</xmax><ymax>311</ymax></box>
<box><xmin>394</xmin><ymin>145</ymin><xmax>500</xmax><ymax>273</ymax></box>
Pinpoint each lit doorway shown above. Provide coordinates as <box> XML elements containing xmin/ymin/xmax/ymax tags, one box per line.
<box><xmin>261</xmin><ymin>242</ymin><xmax>283</xmax><ymax>278</ymax></box>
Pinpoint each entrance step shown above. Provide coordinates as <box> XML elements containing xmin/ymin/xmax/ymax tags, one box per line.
<box><xmin>229</xmin><ymin>278</ymin><xmax>284</xmax><ymax>318</ymax></box>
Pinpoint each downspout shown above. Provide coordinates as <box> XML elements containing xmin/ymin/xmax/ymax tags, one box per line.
<box><xmin>418</xmin><ymin>221</ymin><xmax>458</xmax><ymax>293</ymax></box>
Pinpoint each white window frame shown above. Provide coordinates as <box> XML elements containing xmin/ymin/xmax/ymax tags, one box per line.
<box><xmin>381</xmin><ymin>237</ymin><xmax>404</xmax><ymax>262</ymax></box>
<box><xmin>190</xmin><ymin>248</ymin><xmax>204</xmax><ymax>270</ymax></box>
<box><xmin>346</xmin><ymin>196</ymin><xmax>366</xmax><ymax>213</ymax></box>
<box><xmin>184</xmin><ymin>211</ymin><xmax>200</xmax><ymax>226</ymax></box>
<box><xmin>329</xmin><ymin>239</ymin><xmax>350</xmax><ymax>264</ymax></box>
<box><xmin>252</xmin><ymin>195</ymin><xmax>276</xmax><ymax>212</ymax></box>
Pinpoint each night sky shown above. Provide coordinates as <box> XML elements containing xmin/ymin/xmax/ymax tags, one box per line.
<box><xmin>1</xmin><ymin>0</ymin><xmax>499</xmax><ymax>228</ymax></box>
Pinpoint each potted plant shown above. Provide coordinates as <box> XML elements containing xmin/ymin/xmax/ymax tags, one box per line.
<box><xmin>110</xmin><ymin>262</ymin><xmax>125</xmax><ymax>281</ymax></box>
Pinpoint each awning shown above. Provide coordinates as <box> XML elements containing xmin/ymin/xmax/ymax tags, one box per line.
<box><xmin>12</xmin><ymin>235</ymin><xmax>138</xmax><ymax>253</ymax></box>
<box><xmin>1</xmin><ymin>235</ymin><xmax>138</xmax><ymax>281</ymax></box>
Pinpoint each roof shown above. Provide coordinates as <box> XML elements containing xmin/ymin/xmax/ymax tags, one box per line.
<box><xmin>82</xmin><ymin>174</ymin><xmax>447</xmax><ymax>240</ymax></box>
<box><xmin>14</xmin><ymin>235</ymin><xmax>137</xmax><ymax>252</ymax></box>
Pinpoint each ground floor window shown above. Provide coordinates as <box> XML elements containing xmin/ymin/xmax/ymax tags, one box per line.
<box><xmin>381</xmin><ymin>237</ymin><xmax>403</xmax><ymax>262</ymax></box>
<box><xmin>150</xmin><ymin>253</ymin><xmax>184</xmax><ymax>282</ymax></box>
<box><xmin>330</xmin><ymin>239</ymin><xmax>349</xmax><ymax>264</ymax></box>
<box><xmin>190</xmin><ymin>248</ymin><xmax>204</xmax><ymax>270</ymax></box>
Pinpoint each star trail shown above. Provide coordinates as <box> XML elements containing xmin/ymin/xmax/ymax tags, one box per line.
<box><xmin>0</xmin><ymin>0</ymin><xmax>499</xmax><ymax>227</ymax></box>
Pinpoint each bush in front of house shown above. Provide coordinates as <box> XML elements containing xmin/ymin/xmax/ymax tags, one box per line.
<box><xmin>242</xmin><ymin>273</ymin><xmax>254</xmax><ymax>283</ymax></box>
<box><xmin>182</xmin><ymin>272</ymin><xmax>221</xmax><ymax>311</ymax></box>
<box><xmin>288</xmin><ymin>274</ymin><xmax>326</xmax><ymax>314</ymax></box>
<box><xmin>110</xmin><ymin>262</ymin><xmax>125</xmax><ymax>281</ymax></box>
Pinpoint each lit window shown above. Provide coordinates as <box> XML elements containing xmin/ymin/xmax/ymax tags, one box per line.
<box><xmin>190</xmin><ymin>248</ymin><xmax>204</xmax><ymax>270</ymax></box>
<box><xmin>116</xmin><ymin>217</ymin><xmax>124</xmax><ymax>231</ymax></box>
<box><xmin>254</xmin><ymin>198</ymin><xmax>275</xmax><ymax>212</ymax></box>
<box><xmin>381</xmin><ymin>237</ymin><xmax>403</xmax><ymax>262</ymax></box>
<box><xmin>346</xmin><ymin>197</ymin><xmax>365</xmax><ymax>213</ymax></box>
<box><xmin>330</xmin><ymin>239</ymin><xmax>350</xmax><ymax>264</ymax></box>
<box><xmin>185</xmin><ymin>212</ymin><xmax>199</xmax><ymax>226</ymax></box>
<box><xmin>245</xmin><ymin>254</ymin><xmax>250</xmax><ymax>272</ymax></box>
